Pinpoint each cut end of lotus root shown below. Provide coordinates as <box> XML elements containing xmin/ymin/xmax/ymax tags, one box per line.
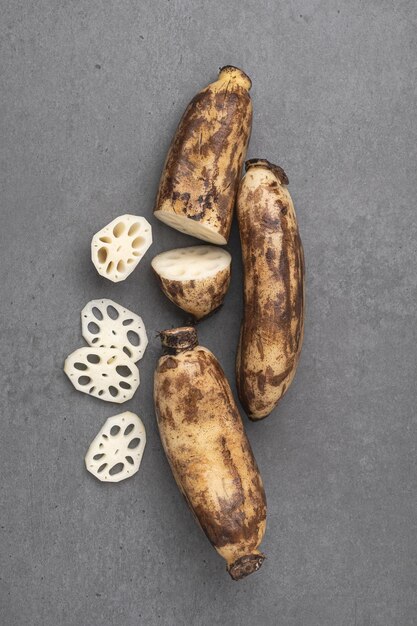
<box><xmin>64</xmin><ymin>347</ymin><xmax>140</xmax><ymax>403</ymax></box>
<box><xmin>81</xmin><ymin>298</ymin><xmax>148</xmax><ymax>362</ymax></box>
<box><xmin>152</xmin><ymin>246</ymin><xmax>231</xmax><ymax>281</ymax></box>
<box><xmin>91</xmin><ymin>214</ymin><xmax>152</xmax><ymax>282</ymax></box>
<box><xmin>85</xmin><ymin>412</ymin><xmax>146</xmax><ymax>483</ymax></box>
<box><xmin>154</xmin><ymin>210</ymin><xmax>227</xmax><ymax>245</ymax></box>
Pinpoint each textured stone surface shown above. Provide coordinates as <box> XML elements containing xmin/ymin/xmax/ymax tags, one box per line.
<box><xmin>1</xmin><ymin>1</ymin><xmax>416</xmax><ymax>624</ymax></box>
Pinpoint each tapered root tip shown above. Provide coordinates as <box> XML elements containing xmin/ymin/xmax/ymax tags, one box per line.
<box><xmin>245</xmin><ymin>159</ymin><xmax>289</xmax><ymax>185</ymax></box>
<box><xmin>218</xmin><ymin>65</ymin><xmax>252</xmax><ymax>90</ymax></box>
<box><xmin>228</xmin><ymin>553</ymin><xmax>266</xmax><ymax>580</ymax></box>
<box><xmin>247</xmin><ymin>412</ymin><xmax>270</xmax><ymax>422</ymax></box>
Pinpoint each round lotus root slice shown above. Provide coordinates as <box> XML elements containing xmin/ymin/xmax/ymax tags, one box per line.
<box><xmin>85</xmin><ymin>412</ymin><xmax>146</xmax><ymax>482</ymax></box>
<box><xmin>81</xmin><ymin>299</ymin><xmax>148</xmax><ymax>362</ymax></box>
<box><xmin>151</xmin><ymin>246</ymin><xmax>231</xmax><ymax>320</ymax></box>
<box><xmin>91</xmin><ymin>214</ymin><xmax>152</xmax><ymax>282</ymax></box>
<box><xmin>64</xmin><ymin>347</ymin><xmax>140</xmax><ymax>403</ymax></box>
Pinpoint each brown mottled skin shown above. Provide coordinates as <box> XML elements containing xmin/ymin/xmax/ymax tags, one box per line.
<box><xmin>154</xmin><ymin>66</ymin><xmax>253</xmax><ymax>244</ymax></box>
<box><xmin>153</xmin><ymin>266</ymin><xmax>231</xmax><ymax>320</ymax></box>
<box><xmin>154</xmin><ymin>327</ymin><xmax>267</xmax><ymax>580</ymax></box>
<box><xmin>236</xmin><ymin>159</ymin><xmax>305</xmax><ymax>420</ymax></box>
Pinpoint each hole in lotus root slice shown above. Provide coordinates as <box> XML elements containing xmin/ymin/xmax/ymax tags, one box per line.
<box><xmin>109</xmin><ymin>463</ymin><xmax>124</xmax><ymax>476</ymax></box>
<box><xmin>81</xmin><ymin>299</ymin><xmax>148</xmax><ymax>362</ymax></box>
<box><xmin>91</xmin><ymin>215</ymin><xmax>152</xmax><ymax>283</ymax></box>
<box><xmin>113</xmin><ymin>222</ymin><xmax>125</xmax><ymax>238</ymax></box>
<box><xmin>132</xmin><ymin>236</ymin><xmax>145</xmax><ymax>249</ymax></box>
<box><xmin>107</xmin><ymin>305</ymin><xmax>119</xmax><ymax>320</ymax></box>
<box><xmin>109</xmin><ymin>386</ymin><xmax>119</xmax><ymax>397</ymax></box>
<box><xmin>92</xmin><ymin>307</ymin><xmax>103</xmax><ymax>320</ymax></box>
<box><xmin>124</xmin><ymin>424</ymin><xmax>134</xmax><ymax>436</ymax></box>
<box><xmin>128</xmin><ymin>223</ymin><xmax>141</xmax><ymax>236</ymax></box>
<box><xmin>127</xmin><ymin>331</ymin><xmax>139</xmax><ymax>347</ymax></box>
<box><xmin>98</xmin><ymin>248</ymin><xmax>108</xmax><ymax>264</ymax></box>
<box><xmin>64</xmin><ymin>347</ymin><xmax>140</xmax><ymax>403</ymax></box>
<box><xmin>85</xmin><ymin>412</ymin><xmax>146</xmax><ymax>482</ymax></box>
<box><xmin>116</xmin><ymin>365</ymin><xmax>132</xmax><ymax>378</ymax></box>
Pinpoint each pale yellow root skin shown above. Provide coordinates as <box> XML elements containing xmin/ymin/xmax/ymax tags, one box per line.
<box><xmin>154</xmin><ymin>338</ymin><xmax>266</xmax><ymax>576</ymax></box>
<box><xmin>236</xmin><ymin>161</ymin><xmax>305</xmax><ymax>420</ymax></box>
<box><xmin>154</xmin><ymin>66</ymin><xmax>252</xmax><ymax>245</ymax></box>
<box><xmin>156</xmin><ymin>267</ymin><xmax>230</xmax><ymax>319</ymax></box>
<box><xmin>152</xmin><ymin>246</ymin><xmax>232</xmax><ymax>319</ymax></box>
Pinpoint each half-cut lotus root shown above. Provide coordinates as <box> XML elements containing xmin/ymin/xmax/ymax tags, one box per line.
<box><xmin>151</xmin><ymin>246</ymin><xmax>231</xmax><ymax>319</ymax></box>
<box><xmin>81</xmin><ymin>299</ymin><xmax>148</xmax><ymax>362</ymax></box>
<box><xmin>85</xmin><ymin>412</ymin><xmax>146</xmax><ymax>482</ymax></box>
<box><xmin>64</xmin><ymin>347</ymin><xmax>140</xmax><ymax>403</ymax></box>
<box><xmin>91</xmin><ymin>214</ymin><xmax>152</xmax><ymax>282</ymax></box>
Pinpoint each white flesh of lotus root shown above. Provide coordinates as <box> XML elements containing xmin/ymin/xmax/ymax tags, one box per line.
<box><xmin>91</xmin><ymin>214</ymin><xmax>152</xmax><ymax>282</ymax></box>
<box><xmin>64</xmin><ymin>347</ymin><xmax>139</xmax><ymax>403</ymax></box>
<box><xmin>151</xmin><ymin>245</ymin><xmax>231</xmax><ymax>281</ymax></box>
<box><xmin>85</xmin><ymin>412</ymin><xmax>146</xmax><ymax>482</ymax></box>
<box><xmin>154</xmin><ymin>211</ymin><xmax>227</xmax><ymax>245</ymax></box>
<box><xmin>81</xmin><ymin>299</ymin><xmax>148</xmax><ymax>362</ymax></box>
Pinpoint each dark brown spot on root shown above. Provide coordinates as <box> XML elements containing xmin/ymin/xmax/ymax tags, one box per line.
<box><xmin>256</xmin><ymin>372</ymin><xmax>266</xmax><ymax>393</ymax></box>
<box><xmin>181</xmin><ymin>387</ymin><xmax>204</xmax><ymax>423</ymax></box>
<box><xmin>158</xmin><ymin>357</ymin><xmax>178</xmax><ymax>373</ymax></box>
<box><xmin>163</xmin><ymin>279</ymin><xmax>185</xmax><ymax>299</ymax></box>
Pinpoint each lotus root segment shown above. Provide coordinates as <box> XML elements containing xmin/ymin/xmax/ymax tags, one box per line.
<box><xmin>151</xmin><ymin>246</ymin><xmax>231</xmax><ymax>319</ymax></box>
<box><xmin>154</xmin><ymin>327</ymin><xmax>267</xmax><ymax>580</ymax></box>
<box><xmin>236</xmin><ymin>159</ymin><xmax>305</xmax><ymax>420</ymax></box>
<box><xmin>154</xmin><ymin>66</ymin><xmax>252</xmax><ymax>245</ymax></box>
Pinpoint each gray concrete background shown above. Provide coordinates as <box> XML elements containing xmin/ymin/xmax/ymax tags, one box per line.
<box><xmin>1</xmin><ymin>1</ymin><xmax>416</xmax><ymax>625</ymax></box>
